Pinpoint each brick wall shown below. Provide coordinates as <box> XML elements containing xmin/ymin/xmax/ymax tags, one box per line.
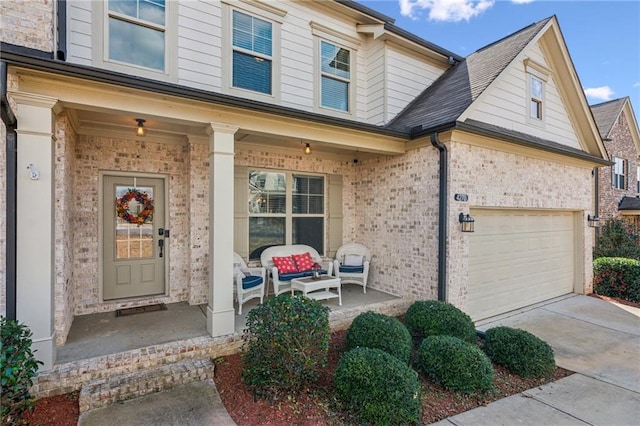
<box><xmin>54</xmin><ymin>113</ymin><xmax>76</xmax><ymax>344</ymax></box>
<box><xmin>0</xmin><ymin>0</ymin><xmax>54</xmax><ymax>51</ymax></box>
<box><xmin>448</xmin><ymin>139</ymin><xmax>595</xmax><ymax>308</ymax></box>
<box><xmin>598</xmin><ymin>111</ymin><xmax>639</xmax><ymax>220</ymax></box>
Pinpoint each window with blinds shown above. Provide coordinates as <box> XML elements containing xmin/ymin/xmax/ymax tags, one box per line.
<box><xmin>232</xmin><ymin>10</ymin><xmax>272</xmax><ymax>94</ymax></box>
<box><xmin>612</xmin><ymin>156</ymin><xmax>626</xmax><ymax>189</ymax></box>
<box><xmin>320</xmin><ymin>40</ymin><xmax>350</xmax><ymax>112</ymax></box>
<box><xmin>247</xmin><ymin>170</ymin><xmax>325</xmax><ymax>259</ymax></box>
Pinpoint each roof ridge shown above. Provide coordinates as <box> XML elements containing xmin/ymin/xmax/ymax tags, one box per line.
<box><xmin>474</xmin><ymin>16</ymin><xmax>553</xmax><ymax>54</ymax></box>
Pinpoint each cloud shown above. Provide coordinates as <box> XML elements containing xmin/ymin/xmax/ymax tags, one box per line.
<box><xmin>511</xmin><ymin>0</ymin><xmax>534</xmax><ymax>4</ymax></box>
<box><xmin>633</xmin><ymin>82</ymin><xmax>640</xmax><ymax>88</ymax></box>
<box><xmin>584</xmin><ymin>86</ymin><xmax>615</xmax><ymax>101</ymax></box>
<box><xmin>399</xmin><ymin>0</ymin><xmax>495</xmax><ymax>22</ymax></box>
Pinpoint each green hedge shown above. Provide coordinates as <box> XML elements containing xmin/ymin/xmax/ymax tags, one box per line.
<box><xmin>241</xmin><ymin>294</ymin><xmax>330</xmax><ymax>398</ymax></box>
<box><xmin>345</xmin><ymin>311</ymin><xmax>412</xmax><ymax>363</ymax></box>
<box><xmin>416</xmin><ymin>335</ymin><xmax>494</xmax><ymax>394</ymax></box>
<box><xmin>405</xmin><ymin>300</ymin><xmax>477</xmax><ymax>343</ymax></box>
<box><xmin>593</xmin><ymin>219</ymin><xmax>640</xmax><ymax>260</ymax></box>
<box><xmin>593</xmin><ymin>257</ymin><xmax>640</xmax><ymax>303</ymax></box>
<box><xmin>484</xmin><ymin>326</ymin><xmax>556</xmax><ymax>378</ymax></box>
<box><xmin>335</xmin><ymin>347</ymin><xmax>421</xmax><ymax>425</ymax></box>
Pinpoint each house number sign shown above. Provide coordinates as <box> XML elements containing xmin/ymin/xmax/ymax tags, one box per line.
<box><xmin>454</xmin><ymin>193</ymin><xmax>469</xmax><ymax>202</ymax></box>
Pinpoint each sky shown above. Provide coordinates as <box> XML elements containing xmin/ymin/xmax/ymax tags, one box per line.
<box><xmin>358</xmin><ymin>0</ymin><xmax>640</xmax><ymax>124</ymax></box>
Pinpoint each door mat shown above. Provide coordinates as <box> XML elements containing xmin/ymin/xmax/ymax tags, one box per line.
<box><xmin>116</xmin><ymin>303</ymin><xmax>167</xmax><ymax>317</ymax></box>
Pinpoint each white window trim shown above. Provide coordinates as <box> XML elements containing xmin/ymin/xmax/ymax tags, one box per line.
<box><xmin>92</xmin><ymin>0</ymin><xmax>178</xmax><ymax>82</ymax></box>
<box><xmin>637</xmin><ymin>165</ymin><xmax>640</xmax><ymax>193</ymax></box>
<box><xmin>612</xmin><ymin>156</ymin><xmax>626</xmax><ymax>190</ymax></box>
<box><xmin>248</xmin><ymin>169</ymin><xmax>326</xmax><ymax>253</ymax></box>
<box><xmin>311</xmin><ymin>22</ymin><xmax>359</xmax><ymax>118</ymax></box>
<box><xmin>221</xmin><ymin>2</ymin><xmax>283</xmax><ymax>103</ymax></box>
<box><xmin>524</xmin><ymin>58</ymin><xmax>549</xmax><ymax>127</ymax></box>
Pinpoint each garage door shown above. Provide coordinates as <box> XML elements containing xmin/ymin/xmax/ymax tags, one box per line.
<box><xmin>468</xmin><ymin>210</ymin><xmax>575</xmax><ymax>320</ymax></box>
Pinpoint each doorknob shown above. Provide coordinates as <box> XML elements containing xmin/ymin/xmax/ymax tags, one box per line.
<box><xmin>158</xmin><ymin>239</ymin><xmax>164</xmax><ymax>258</ymax></box>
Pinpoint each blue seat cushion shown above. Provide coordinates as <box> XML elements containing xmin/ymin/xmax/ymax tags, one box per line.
<box><xmin>279</xmin><ymin>270</ymin><xmax>329</xmax><ymax>281</ymax></box>
<box><xmin>340</xmin><ymin>265</ymin><xmax>364</xmax><ymax>273</ymax></box>
<box><xmin>278</xmin><ymin>271</ymin><xmax>307</xmax><ymax>281</ymax></box>
<box><xmin>242</xmin><ymin>275</ymin><xmax>263</xmax><ymax>290</ymax></box>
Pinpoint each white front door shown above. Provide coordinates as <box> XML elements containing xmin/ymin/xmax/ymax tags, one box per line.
<box><xmin>103</xmin><ymin>175</ymin><xmax>166</xmax><ymax>300</ymax></box>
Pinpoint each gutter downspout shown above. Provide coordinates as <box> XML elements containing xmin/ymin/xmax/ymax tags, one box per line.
<box><xmin>1</xmin><ymin>61</ymin><xmax>17</xmax><ymax>320</ymax></box>
<box><xmin>594</xmin><ymin>167</ymin><xmax>600</xmax><ymax>248</ymax></box>
<box><xmin>430</xmin><ymin>132</ymin><xmax>448</xmax><ymax>302</ymax></box>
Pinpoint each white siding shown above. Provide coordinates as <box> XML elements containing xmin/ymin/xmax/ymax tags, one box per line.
<box><xmin>465</xmin><ymin>41</ymin><xmax>581</xmax><ymax>149</ymax></box>
<box><xmin>364</xmin><ymin>40</ymin><xmax>386</xmax><ymax>125</ymax></box>
<box><xmin>176</xmin><ymin>1</ymin><xmax>221</xmax><ymax>91</ymax></box>
<box><xmin>385</xmin><ymin>46</ymin><xmax>443</xmax><ymax>123</ymax></box>
<box><xmin>67</xmin><ymin>1</ymin><xmax>92</xmax><ymax>65</ymax></box>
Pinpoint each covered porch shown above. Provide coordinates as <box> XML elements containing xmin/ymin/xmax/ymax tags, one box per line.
<box><xmin>8</xmin><ymin>65</ymin><xmax>434</xmax><ymax>382</ymax></box>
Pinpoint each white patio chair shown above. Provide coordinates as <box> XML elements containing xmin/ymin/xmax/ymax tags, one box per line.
<box><xmin>333</xmin><ymin>243</ymin><xmax>371</xmax><ymax>293</ymax></box>
<box><xmin>234</xmin><ymin>252</ymin><xmax>266</xmax><ymax>315</ymax></box>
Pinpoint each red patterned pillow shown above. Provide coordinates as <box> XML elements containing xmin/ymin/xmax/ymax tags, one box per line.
<box><xmin>272</xmin><ymin>256</ymin><xmax>298</xmax><ymax>274</ymax></box>
<box><xmin>292</xmin><ymin>252</ymin><xmax>315</xmax><ymax>272</ymax></box>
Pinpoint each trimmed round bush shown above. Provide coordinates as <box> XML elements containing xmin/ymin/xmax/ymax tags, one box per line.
<box><xmin>484</xmin><ymin>326</ymin><xmax>556</xmax><ymax>378</ymax></box>
<box><xmin>417</xmin><ymin>335</ymin><xmax>494</xmax><ymax>394</ymax></box>
<box><xmin>335</xmin><ymin>347</ymin><xmax>421</xmax><ymax>425</ymax></box>
<box><xmin>345</xmin><ymin>311</ymin><xmax>412</xmax><ymax>363</ymax></box>
<box><xmin>593</xmin><ymin>257</ymin><xmax>640</xmax><ymax>303</ymax></box>
<box><xmin>241</xmin><ymin>294</ymin><xmax>330</xmax><ymax>398</ymax></box>
<box><xmin>405</xmin><ymin>300</ymin><xmax>477</xmax><ymax>343</ymax></box>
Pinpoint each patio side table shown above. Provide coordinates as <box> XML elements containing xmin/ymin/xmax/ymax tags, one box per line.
<box><xmin>290</xmin><ymin>276</ymin><xmax>342</xmax><ymax>306</ymax></box>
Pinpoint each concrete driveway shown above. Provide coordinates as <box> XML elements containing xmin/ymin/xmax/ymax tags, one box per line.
<box><xmin>433</xmin><ymin>294</ymin><xmax>640</xmax><ymax>425</ymax></box>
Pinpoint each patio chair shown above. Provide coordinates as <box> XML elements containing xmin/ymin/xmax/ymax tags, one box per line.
<box><xmin>333</xmin><ymin>243</ymin><xmax>371</xmax><ymax>293</ymax></box>
<box><xmin>233</xmin><ymin>252</ymin><xmax>266</xmax><ymax>315</ymax></box>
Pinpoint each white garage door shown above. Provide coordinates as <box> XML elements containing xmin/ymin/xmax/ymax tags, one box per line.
<box><xmin>468</xmin><ymin>209</ymin><xmax>575</xmax><ymax>321</ymax></box>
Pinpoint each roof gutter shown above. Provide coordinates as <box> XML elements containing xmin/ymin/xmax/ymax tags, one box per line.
<box><xmin>1</xmin><ymin>60</ymin><xmax>17</xmax><ymax>320</ymax></box>
<box><xmin>430</xmin><ymin>132</ymin><xmax>448</xmax><ymax>302</ymax></box>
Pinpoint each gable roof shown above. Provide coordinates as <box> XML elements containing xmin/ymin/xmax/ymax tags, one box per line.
<box><xmin>591</xmin><ymin>97</ymin><xmax>628</xmax><ymax>139</ymax></box>
<box><xmin>387</xmin><ymin>18</ymin><xmax>551</xmax><ymax>133</ymax></box>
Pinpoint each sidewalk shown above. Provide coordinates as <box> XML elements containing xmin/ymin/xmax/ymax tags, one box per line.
<box><xmin>432</xmin><ymin>295</ymin><xmax>640</xmax><ymax>425</ymax></box>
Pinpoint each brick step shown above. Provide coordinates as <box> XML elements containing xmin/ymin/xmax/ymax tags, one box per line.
<box><xmin>78</xmin><ymin>357</ymin><xmax>215</xmax><ymax>413</ymax></box>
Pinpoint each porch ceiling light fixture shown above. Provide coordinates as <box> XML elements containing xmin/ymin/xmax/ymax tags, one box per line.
<box><xmin>459</xmin><ymin>212</ymin><xmax>475</xmax><ymax>233</ymax></box>
<box><xmin>304</xmin><ymin>143</ymin><xmax>312</xmax><ymax>155</ymax></box>
<box><xmin>587</xmin><ymin>214</ymin><xmax>600</xmax><ymax>228</ymax></box>
<box><xmin>135</xmin><ymin>118</ymin><xmax>147</xmax><ymax>137</ymax></box>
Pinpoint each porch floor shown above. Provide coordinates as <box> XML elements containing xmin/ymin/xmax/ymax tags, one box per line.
<box><xmin>56</xmin><ymin>284</ymin><xmax>398</xmax><ymax>364</ymax></box>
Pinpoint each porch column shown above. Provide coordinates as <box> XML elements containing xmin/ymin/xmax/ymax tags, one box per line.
<box><xmin>206</xmin><ymin>123</ymin><xmax>238</xmax><ymax>337</ymax></box>
<box><xmin>12</xmin><ymin>93</ymin><xmax>59</xmax><ymax>370</ymax></box>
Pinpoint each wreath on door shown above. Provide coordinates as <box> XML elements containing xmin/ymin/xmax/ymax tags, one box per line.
<box><xmin>116</xmin><ymin>189</ymin><xmax>154</xmax><ymax>226</ymax></box>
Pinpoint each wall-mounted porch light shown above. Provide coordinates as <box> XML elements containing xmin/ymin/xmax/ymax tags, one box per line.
<box><xmin>135</xmin><ymin>118</ymin><xmax>147</xmax><ymax>137</ymax></box>
<box><xmin>587</xmin><ymin>214</ymin><xmax>600</xmax><ymax>228</ymax></box>
<box><xmin>459</xmin><ymin>212</ymin><xmax>475</xmax><ymax>233</ymax></box>
<box><xmin>304</xmin><ymin>143</ymin><xmax>312</xmax><ymax>155</ymax></box>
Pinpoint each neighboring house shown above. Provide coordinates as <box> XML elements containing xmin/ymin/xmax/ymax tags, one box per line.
<box><xmin>591</xmin><ymin>97</ymin><xmax>640</xmax><ymax>228</ymax></box>
<box><xmin>0</xmin><ymin>0</ymin><xmax>608</xmax><ymax>372</ymax></box>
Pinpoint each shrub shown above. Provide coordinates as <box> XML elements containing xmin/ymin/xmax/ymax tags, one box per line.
<box><xmin>345</xmin><ymin>311</ymin><xmax>412</xmax><ymax>363</ymax></box>
<box><xmin>335</xmin><ymin>347</ymin><xmax>421</xmax><ymax>425</ymax></box>
<box><xmin>1</xmin><ymin>317</ymin><xmax>43</xmax><ymax>424</ymax></box>
<box><xmin>593</xmin><ymin>219</ymin><xmax>640</xmax><ymax>260</ymax></box>
<box><xmin>416</xmin><ymin>335</ymin><xmax>494</xmax><ymax>394</ymax></box>
<box><xmin>593</xmin><ymin>257</ymin><xmax>640</xmax><ymax>303</ymax></box>
<box><xmin>405</xmin><ymin>300</ymin><xmax>477</xmax><ymax>343</ymax></box>
<box><xmin>484</xmin><ymin>326</ymin><xmax>555</xmax><ymax>378</ymax></box>
<box><xmin>241</xmin><ymin>294</ymin><xmax>330</xmax><ymax>398</ymax></box>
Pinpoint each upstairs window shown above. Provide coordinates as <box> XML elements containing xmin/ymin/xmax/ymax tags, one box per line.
<box><xmin>529</xmin><ymin>76</ymin><xmax>543</xmax><ymax>120</ymax></box>
<box><xmin>320</xmin><ymin>41</ymin><xmax>351</xmax><ymax>112</ymax></box>
<box><xmin>637</xmin><ymin>166</ymin><xmax>640</xmax><ymax>193</ymax></box>
<box><xmin>108</xmin><ymin>0</ymin><xmax>166</xmax><ymax>71</ymax></box>
<box><xmin>612</xmin><ymin>156</ymin><xmax>627</xmax><ymax>189</ymax></box>
<box><xmin>232</xmin><ymin>10</ymin><xmax>273</xmax><ymax>95</ymax></box>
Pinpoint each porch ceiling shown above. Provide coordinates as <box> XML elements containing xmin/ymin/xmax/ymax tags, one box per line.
<box><xmin>69</xmin><ymin>107</ymin><xmax>392</xmax><ymax>160</ymax></box>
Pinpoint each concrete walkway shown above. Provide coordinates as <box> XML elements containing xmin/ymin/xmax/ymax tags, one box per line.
<box><xmin>433</xmin><ymin>294</ymin><xmax>640</xmax><ymax>426</ymax></box>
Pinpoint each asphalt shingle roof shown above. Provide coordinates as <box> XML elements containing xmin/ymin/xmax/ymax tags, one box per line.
<box><xmin>386</xmin><ymin>17</ymin><xmax>552</xmax><ymax>133</ymax></box>
<box><xmin>590</xmin><ymin>97</ymin><xmax>628</xmax><ymax>140</ymax></box>
<box><xmin>619</xmin><ymin>196</ymin><xmax>640</xmax><ymax>211</ymax></box>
